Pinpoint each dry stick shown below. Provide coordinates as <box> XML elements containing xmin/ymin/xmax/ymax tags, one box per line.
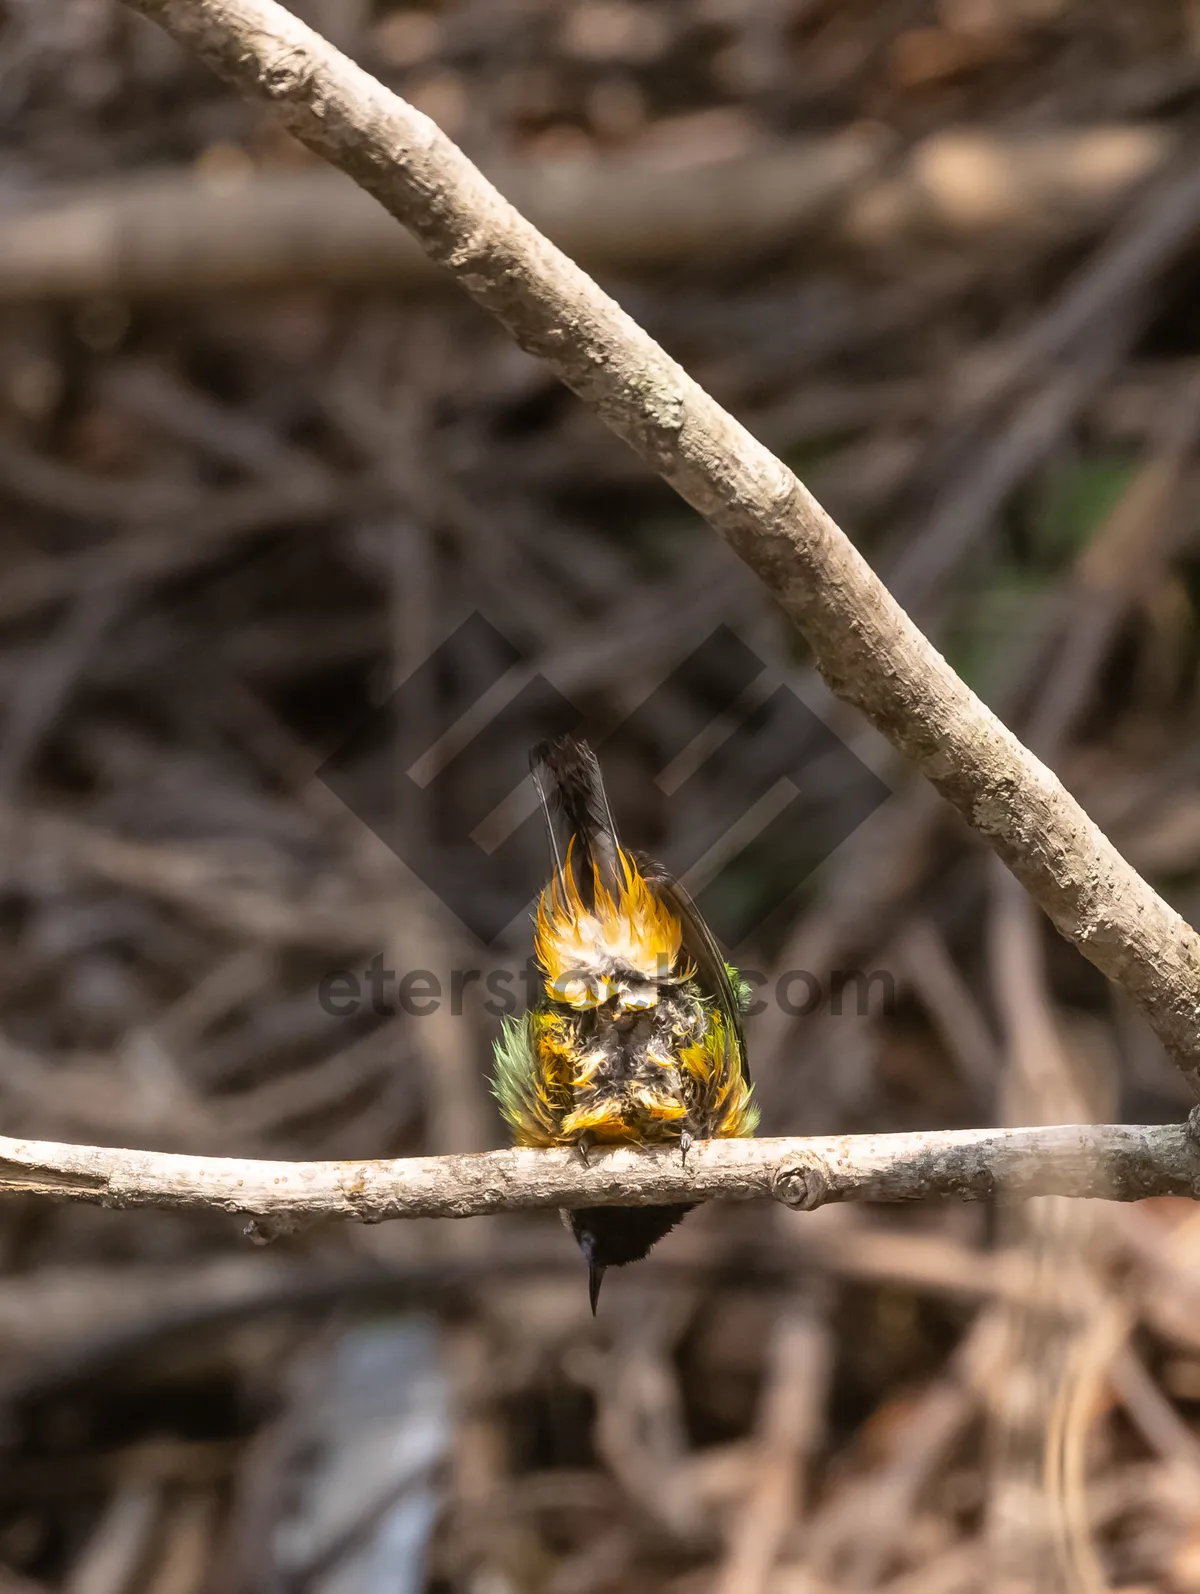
<box><xmin>896</xmin><ymin>918</ymin><xmax>1003</xmax><ymax>1105</ymax></box>
<box><xmin>0</xmin><ymin>1229</ymin><xmax>1039</xmax><ymax>1365</ymax></box>
<box><xmin>1109</xmin><ymin>1343</ymin><xmax>1200</xmax><ymax>1477</ymax></box>
<box><xmin>986</xmin><ymin>869</ymin><xmax>1100</xmax><ymax>1594</ymax></box>
<box><xmin>761</xmin><ymin>319</ymin><xmax>1200</xmax><ymax>1094</ymax></box>
<box><xmin>0</xmin><ymin>580</ymin><xmax>124</xmax><ymax>802</ymax></box>
<box><xmin>714</xmin><ymin>1287</ymin><xmax>831</xmax><ymax>1594</ymax></box>
<box><xmin>758</xmin><ymin>160</ymin><xmax>1200</xmax><ymax>1094</ymax></box>
<box><xmin>982</xmin><ymin>381</ymin><xmax>1200</xmax><ymax>1592</ymax></box>
<box><xmin>769</xmin><ymin>172</ymin><xmax>1200</xmax><ymax>1049</ymax></box>
<box><xmin>0</xmin><ymin>1124</ymin><xmax>1197</xmax><ymax>1222</ymax></box>
<box><xmin>591</xmin><ymin>1295</ymin><xmax>705</xmax><ymax>1544</ymax></box>
<box><xmin>116</xmin><ymin>0</ymin><xmax>1200</xmax><ymax>1089</ymax></box>
<box><xmin>378</xmin><ymin>398</ymin><xmax>492</xmax><ymax>1161</ymax></box>
<box><xmin>0</xmin><ymin>1570</ymin><xmax>53</xmax><ymax>1594</ymax></box>
<box><xmin>1026</xmin><ymin>365</ymin><xmax>1200</xmax><ymax>762</ymax></box>
<box><xmin>804</xmin><ymin>1308</ymin><xmax>1008</xmax><ymax>1587</ymax></box>
<box><xmin>0</xmin><ymin>127</ymin><xmax>1168</xmax><ymax>303</ymax></box>
<box><xmin>64</xmin><ymin>1482</ymin><xmax>162</xmax><ymax>1594</ymax></box>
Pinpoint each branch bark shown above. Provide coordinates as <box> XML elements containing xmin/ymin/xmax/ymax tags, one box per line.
<box><xmin>115</xmin><ymin>0</ymin><xmax>1200</xmax><ymax>1085</ymax></box>
<box><xmin>0</xmin><ymin>1124</ymin><xmax>1196</xmax><ymax>1223</ymax></box>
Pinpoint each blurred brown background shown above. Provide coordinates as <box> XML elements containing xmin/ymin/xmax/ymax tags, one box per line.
<box><xmin>4</xmin><ymin>1</ymin><xmax>1200</xmax><ymax>1590</ymax></box>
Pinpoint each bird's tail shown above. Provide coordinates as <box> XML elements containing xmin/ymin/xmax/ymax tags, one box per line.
<box><xmin>529</xmin><ymin>735</ymin><xmax>622</xmax><ymax>910</ymax></box>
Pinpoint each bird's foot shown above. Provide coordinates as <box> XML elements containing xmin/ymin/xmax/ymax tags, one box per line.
<box><xmin>679</xmin><ymin>1130</ymin><xmax>694</xmax><ymax>1167</ymax></box>
<box><xmin>575</xmin><ymin>1134</ymin><xmax>594</xmax><ymax>1168</ymax></box>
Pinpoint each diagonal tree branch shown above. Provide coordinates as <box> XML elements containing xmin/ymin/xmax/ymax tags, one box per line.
<box><xmin>111</xmin><ymin>0</ymin><xmax>1200</xmax><ymax>1088</ymax></box>
<box><xmin>0</xmin><ymin>1124</ymin><xmax>1197</xmax><ymax>1222</ymax></box>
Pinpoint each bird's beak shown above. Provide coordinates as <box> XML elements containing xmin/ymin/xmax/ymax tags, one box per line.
<box><xmin>588</xmin><ymin>1260</ymin><xmax>607</xmax><ymax>1316</ymax></box>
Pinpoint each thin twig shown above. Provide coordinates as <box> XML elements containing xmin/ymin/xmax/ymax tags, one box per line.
<box><xmin>714</xmin><ymin>1285</ymin><xmax>831</xmax><ymax>1594</ymax></box>
<box><xmin>0</xmin><ymin>1123</ymin><xmax>1196</xmax><ymax>1223</ymax></box>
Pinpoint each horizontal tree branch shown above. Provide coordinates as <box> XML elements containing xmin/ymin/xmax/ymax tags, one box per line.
<box><xmin>115</xmin><ymin>0</ymin><xmax>1200</xmax><ymax>1086</ymax></box>
<box><xmin>0</xmin><ymin>124</ymin><xmax>1170</xmax><ymax>301</ymax></box>
<box><xmin>0</xmin><ymin>1123</ymin><xmax>1196</xmax><ymax>1223</ymax></box>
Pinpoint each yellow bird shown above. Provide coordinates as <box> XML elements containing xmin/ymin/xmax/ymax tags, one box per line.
<box><xmin>491</xmin><ymin>735</ymin><xmax>757</xmax><ymax>1311</ymax></box>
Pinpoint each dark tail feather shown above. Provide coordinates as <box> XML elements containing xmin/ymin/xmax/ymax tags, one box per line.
<box><xmin>529</xmin><ymin>753</ymin><xmax>565</xmax><ymax>882</ymax></box>
<box><xmin>588</xmin><ymin>1261</ymin><xmax>606</xmax><ymax>1316</ymax></box>
<box><xmin>569</xmin><ymin>1204</ymin><xmax>696</xmax><ymax>1312</ymax></box>
<box><xmin>530</xmin><ymin>735</ymin><xmax>623</xmax><ymax>906</ymax></box>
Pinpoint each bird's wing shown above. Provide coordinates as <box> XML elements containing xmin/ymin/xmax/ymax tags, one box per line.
<box><xmin>636</xmin><ymin>856</ymin><xmax>749</xmax><ymax>1086</ymax></box>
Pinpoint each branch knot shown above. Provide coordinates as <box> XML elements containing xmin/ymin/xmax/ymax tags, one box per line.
<box><xmin>258</xmin><ymin>46</ymin><xmax>313</xmax><ymax>102</ymax></box>
<box><xmin>771</xmin><ymin>1155</ymin><xmax>832</xmax><ymax>1212</ymax></box>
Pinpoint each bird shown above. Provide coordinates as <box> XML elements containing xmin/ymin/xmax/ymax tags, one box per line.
<box><xmin>491</xmin><ymin>733</ymin><xmax>757</xmax><ymax>1312</ymax></box>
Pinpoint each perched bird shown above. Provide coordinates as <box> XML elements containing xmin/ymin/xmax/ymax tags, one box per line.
<box><xmin>491</xmin><ymin>734</ymin><xmax>757</xmax><ymax>1311</ymax></box>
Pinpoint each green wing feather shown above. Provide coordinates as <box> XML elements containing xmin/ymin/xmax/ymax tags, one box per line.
<box><xmin>724</xmin><ymin>962</ymin><xmax>755</xmax><ymax>1017</ymax></box>
<box><xmin>491</xmin><ymin>1010</ymin><xmax>543</xmax><ymax>1141</ymax></box>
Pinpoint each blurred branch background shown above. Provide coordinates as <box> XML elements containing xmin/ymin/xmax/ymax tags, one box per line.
<box><xmin>5</xmin><ymin>1</ymin><xmax>1200</xmax><ymax>1590</ymax></box>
